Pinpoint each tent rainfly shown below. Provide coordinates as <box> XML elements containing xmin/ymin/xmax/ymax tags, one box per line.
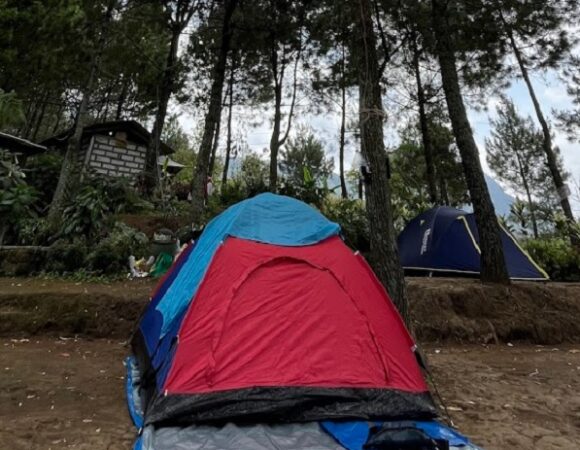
<box><xmin>397</xmin><ymin>206</ymin><xmax>548</xmax><ymax>280</ymax></box>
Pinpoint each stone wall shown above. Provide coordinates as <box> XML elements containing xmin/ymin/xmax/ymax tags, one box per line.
<box><xmin>86</xmin><ymin>135</ymin><xmax>147</xmax><ymax>178</ymax></box>
<box><xmin>0</xmin><ymin>246</ymin><xmax>48</xmax><ymax>276</ymax></box>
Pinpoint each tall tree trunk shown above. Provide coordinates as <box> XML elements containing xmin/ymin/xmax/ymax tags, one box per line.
<box><xmin>116</xmin><ymin>75</ymin><xmax>129</xmax><ymax>120</ymax></box>
<box><xmin>145</xmin><ymin>27</ymin><xmax>181</xmax><ymax>196</ymax></box>
<box><xmin>269</xmin><ymin>78</ymin><xmax>283</xmax><ymax>191</ymax></box>
<box><xmin>31</xmin><ymin>93</ymin><xmax>48</xmax><ymax>141</ymax></box>
<box><xmin>339</xmin><ymin>53</ymin><xmax>348</xmax><ymax>199</ymax></box>
<box><xmin>412</xmin><ymin>34</ymin><xmax>438</xmax><ymax>204</ymax></box>
<box><xmin>438</xmin><ymin>175</ymin><xmax>450</xmax><ymax>205</ymax></box>
<box><xmin>514</xmin><ymin>151</ymin><xmax>539</xmax><ymax>238</ymax></box>
<box><xmin>48</xmin><ymin>0</ymin><xmax>116</xmax><ymax>223</ymax></box>
<box><xmin>208</xmin><ymin>103</ymin><xmax>222</xmax><ymax>176</ymax></box>
<box><xmin>432</xmin><ymin>0</ymin><xmax>509</xmax><ymax>284</ymax></box>
<box><xmin>52</xmin><ymin>103</ymin><xmax>64</xmax><ymax>134</ymax></box>
<box><xmin>23</xmin><ymin>98</ymin><xmax>39</xmax><ymax>139</ymax></box>
<box><xmin>354</xmin><ymin>0</ymin><xmax>409</xmax><ymax>322</ymax></box>
<box><xmin>191</xmin><ymin>0</ymin><xmax>238</xmax><ymax>219</ymax></box>
<box><xmin>268</xmin><ymin>43</ymin><xmax>300</xmax><ymax>192</ymax></box>
<box><xmin>506</xmin><ymin>27</ymin><xmax>578</xmax><ymax>245</ymax></box>
<box><xmin>222</xmin><ymin>59</ymin><xmax>235</xmax><ymax>187</ymax></box>
<box><xmin>524</xmin><ymin>186</ymin><xmax>539</xmax><ymax>239</ymax></box>
<box><xmin>101</xmin><ymin>82</ymin><xmax>113</xmax><ymax>121</ymax></box>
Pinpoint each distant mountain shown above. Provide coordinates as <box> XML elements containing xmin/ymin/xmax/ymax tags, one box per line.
<box><xmin>326</xmin><ymin>172</ymin><xmax>514</xmax><ymax>216</ymax></box>
<box><xmin>484</xmin><ymin>174</ymin><xmax>514</xmax><ymax>217</ymax></box>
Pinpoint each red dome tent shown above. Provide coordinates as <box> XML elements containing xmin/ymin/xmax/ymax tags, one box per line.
<box><xmin>148</xmin><ymin>235</ymin><xmax>432</xmax><ymax>424</ymax></box>
<box><xmin>126</xmin><ymin>195</ymin><xmax>482</xmax><ymax>449</ymax></box>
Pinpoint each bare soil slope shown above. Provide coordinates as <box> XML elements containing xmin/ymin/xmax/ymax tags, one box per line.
<box><xmin>1</xmin><ymin>277</ymin><xmax>579</xmax><ymax>344</ymax></box>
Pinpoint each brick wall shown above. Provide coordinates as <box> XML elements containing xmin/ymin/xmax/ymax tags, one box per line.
<box><xmin>86</xmin><ymin>135</ymin><xmax>147</xmax><ymax>178</ymax></box>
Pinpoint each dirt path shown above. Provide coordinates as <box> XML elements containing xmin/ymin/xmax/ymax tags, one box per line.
<box><xmin>1</xmin><ymin>338</ymin><xmax>579</xmax><ymax>450</ymax></box>
<box><xmin>428</xmin><ymin>345</ymin><xmax>580</xmax><ymax>449</ymax></box>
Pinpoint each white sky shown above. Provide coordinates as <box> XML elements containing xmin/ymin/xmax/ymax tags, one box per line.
<box><xmin>179</xmin><ymin>67</ymin><xmax>580</xmax><ymax>214</ymax></box>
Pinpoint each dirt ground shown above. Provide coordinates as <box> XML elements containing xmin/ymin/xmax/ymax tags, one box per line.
<box><xmin>1</xmin><ymin>338</ymin><xmax>579</xmax><ymax>450</ymax></box>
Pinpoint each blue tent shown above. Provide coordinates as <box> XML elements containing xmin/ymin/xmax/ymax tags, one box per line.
<box><xmin>398</xmin><ymin>206</ymin><xmax>548</xmax><ymax>280</ymax></box>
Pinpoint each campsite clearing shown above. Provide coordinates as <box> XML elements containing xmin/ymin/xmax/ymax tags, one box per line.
<box><xmin>0</xmin><ymin>338</ymin><xmax>578</xmax><ymax>450</ymax></box>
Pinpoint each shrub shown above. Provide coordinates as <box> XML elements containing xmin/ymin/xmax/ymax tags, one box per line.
<box><xmin>0</xmin><ymin>150</ymin><xmax>38</xmax><ymax>244</ymax></box>
<box><xmin>172</xmin><ymin>180</ymin><xmax>192</xmax><ymax>201</ymax></box>
<box><xmin>61</xmin><ymin>174</ymin><xmax>154</xmax><ymax>240</ymax></box>
<box><xmin>321</xmin><ymin>197</ymin><xmax>369</xmax><ymax>252</ymax></box>
<box><xmin>86</xmin><ymin>222</ymin><xmax>149</xmax><ymax>274</ymax></box>
<box><xmin>523</xmin><ymin>238</ymin><xmax>580</xmax><ymax>282</ymax></box>
<box><xmin>62</xmin><ymin>182</ymin><xmax>111</xmax><ymax>239</ymax></box>
<box><xmin>17</xmin><ymin>218</ymin><xmax>53</xmax><ymax>246</ymax></box>
<box><xmin>220</xmin><ymin>179</ymin><xmax>247</xmax><ymax>206</ymax></box>
<box><xmin>46</xmin><ymin>239</ymin><xmax>88</xmax><ymax>273</ymax></box>
<box><xmin>25</xmin><ymin>153</ymin><xmax>63</xmax><ymax>211</ymax></box>
<box><xmin>278</xmin><ymin>176</ymin><xmax>329</xmax><ymax>209</ymax></box>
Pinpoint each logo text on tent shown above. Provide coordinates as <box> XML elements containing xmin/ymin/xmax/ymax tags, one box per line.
<box><xmin>420</xmin><ymin>229</ymin><xmax>431</xmax><ymax>255</ymax></box>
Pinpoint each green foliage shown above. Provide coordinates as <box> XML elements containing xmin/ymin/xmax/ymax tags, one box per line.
<box><xmin>0</xmin><ymin>183</ymin><xmax>37</xmax><ymax>218</ymax></box>
<box><xmin>279</xmin><ymin>172</ymin><xmax>329</xmax><ymax>208</ymax></box>
<box><xmin>390</xmin><ymin>121</ymin><xmax>468</xmax><ymax>229</ymax></box>
<box><xmin>162</xmin><ymin>115</ymin><xmax>199</xmax><ymax>184</ymax></box>
<box><xmin>38</xmin><ymin>268</ymin><xmax>126</xmax><ymax>284</ymax></box>
<box><xmin>279</xmin><ymin>129</ymin><xmax>334</xmax><ymax>186</ymax></box>
<box><xmin>0</xmin><ymin>150</ymin><xmax>38</xmax><ymax>243</ymax></box>
<box><xmin>556</xmin><ymin>56</ymin><xmax>580</xmax><ymax>140</ymax></box>
<box><xmin>0</xmin><ymin>89</ymin><xmax>25</xmax><ymax>130</ymax></box>
<box><xmin>61</xmin><ymin>174</ymin><xmax>150</xmax><ymax>239</ymax></box>
<box><xmin>45</xmin><ymin>222</ymin><xmax>148</xmax><ymax>275</ymax></box>
<box><xmin>46</xmin><ymin>238</ymin><xmax>88</xmax><ymax>273</ymax></box>
<box><xmin>321</xmin><ymin>197</ymin><xmax>369</xmax><ymax>252</ymax></box>
<box><xmin>86</xmin><ymin>222</ymin><xmax>148</xmax><ymax>274</ymax></box>
<box><xmin>25</xmin><ymin>153</ymin><xmax>63</xmax><ymax>210</ymax></box>
<box><xmin>486</xmin><ymin>97</ymin><xmax>556</xmax><ymax>236</ymax></box>
<box><xmin>523</xmin><ymin>238</ymin><xmax>580</xmax><ymax>282</ymax></box>
<box><xmin>239</xmin><ymin>152</ymin><xmax>269</xmax><ymax>196</ymax></box>
<box><xmin>62</xmin><ymin>181</ymin><xmax>111</xmax><ymax>239</ymax></box>
<box><xmin>220</xmin><ymin>178</ymin><xmax>248</xmax><ymax>206</ymax></box>
<box><xmin>16</xmin><ymin>218</ymin><xmax>53</xmax><ymax>246</ymax></box>
<box><xmin>0</xmin><ymin>149</ymin><xmax>27</xmax><ymax>187</ymax></box>
<box><xmin>279</xmin><ymin>129</ymin><xmax>334</xmax><ymax>207</ymax></box>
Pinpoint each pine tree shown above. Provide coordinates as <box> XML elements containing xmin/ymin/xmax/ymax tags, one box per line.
<box><xmin>486</xmin><ymin>98</ymin><xmax>548</xmax><ymax>238</ymax></box>
<box><xmin>353</xmin><ymin>0</ymin><xmax>409</xmax><ymax>320</ymax></box>
<box><xmin>144</xmin><ymin>0</ymin><xmax>199</xmax><ymax>195</ymax></box>
<box><xmin>557</xmin><ymin>56</ymin><xmax>580</xmax><ymax>141</ymax></box>
<box><xmin>191</xmin><ymin>0</ymin><xmax>238</xmax><ymax>219</ymax></box>
<box><xmin>279</xmin><ymin>127</ymin><xmax>334</xmax><ymax>188</ymax></box>
<box><xmin>431</xmin><ymin>0</ymin><xmax>510</xmax><ymax>284</ymax></box>
<box><xmin>48</xmin><ymin>0</ymin><xmax>118</xmax><ymax>223</ymax></box>
<box><xmin>492</xmin><ymin>0</ymin><xmax>578</xmax><ymax>245</ymax></box>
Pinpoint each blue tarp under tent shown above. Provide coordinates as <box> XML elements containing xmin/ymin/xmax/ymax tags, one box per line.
<box><xmin>126</xmin><ymin>194</ymin><xmax>484</xmax><ymax>449</ymax></box>
<box><xmin>398</xmin><ymin>206</ymin><xmax>548</xmax><ymax>280</ymax></box>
